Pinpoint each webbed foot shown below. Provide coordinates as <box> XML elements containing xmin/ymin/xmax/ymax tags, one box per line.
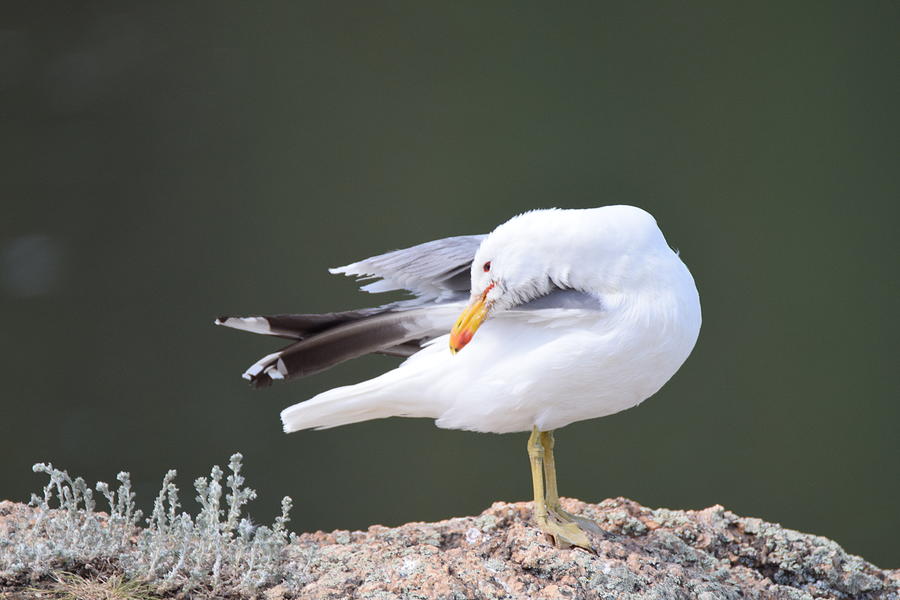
<box><xmin>535</xmin><ymin>507</ymin><xmax>594</xmax><ymax>549</ymax></box>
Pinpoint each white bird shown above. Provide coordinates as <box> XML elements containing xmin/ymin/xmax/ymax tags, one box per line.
<box><xmin>217</xmin><ymin>205</ymin><xmax>701</xmax><ymax>549</ymax></box>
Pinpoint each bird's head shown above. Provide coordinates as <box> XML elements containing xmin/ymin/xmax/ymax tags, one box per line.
<box><xmin>449</xmin><ymin>206</ymin><xmax>666</xmax><ymax>353</ymax></box>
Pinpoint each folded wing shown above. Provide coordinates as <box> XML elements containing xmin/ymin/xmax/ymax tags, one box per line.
<box><xmin>329</xmin><ymin>234</ymin><xmax>485</xmax><ymax>300</ymax></box>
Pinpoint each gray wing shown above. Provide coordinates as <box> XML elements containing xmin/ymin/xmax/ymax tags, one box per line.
<box><xmin>218</xmin><ymin>234</ymin><xmax>485</xmax><ymax>387</ymax></box>
<box><xmin>225</xmin><ymin>304</ymin><xmax>460</xmax><ymax>386</ymax></box>
<box><xmin>515</xmin><ymin>288</ymin><xmax>605</xmax><ymax>311</ymax></box>
<box><xmin>329</xmin><ymin>234</ymin><xmax>486</xmax><ymax>301</ymax></box>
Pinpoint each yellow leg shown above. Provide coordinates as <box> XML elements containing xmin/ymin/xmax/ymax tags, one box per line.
<box><xmin>527</xmin><ymin>427</ymin><xmax>592</xmax><ymax>550</ymax></box>
<box><xmin>540</xmin><ymin>431</ymin><xmax>561</xmax><ymax>511</ymax></box>
<box><xmin>527</xmin><ymin>427</ymin><xmax>548</xmax><ymax>522</ymax></box>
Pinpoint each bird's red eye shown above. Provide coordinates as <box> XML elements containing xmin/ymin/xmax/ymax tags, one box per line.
<box><xmin>483</xmin><ymin>261</ymin><xmax>491</xmax><ymax>272</ymax></box>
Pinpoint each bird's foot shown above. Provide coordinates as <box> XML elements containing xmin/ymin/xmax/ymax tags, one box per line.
<box><xmin>535</xmin><ymin>506</ymin><xmax>599</xmax><ymax>551</ymax></box>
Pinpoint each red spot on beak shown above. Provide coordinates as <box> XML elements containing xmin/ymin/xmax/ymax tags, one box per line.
<box><xmin>449</xmin><ymin>282</ymin><xmax>496</xmax><ymax>354</ymax></box>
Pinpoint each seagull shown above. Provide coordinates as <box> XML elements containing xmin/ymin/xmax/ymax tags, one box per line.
<box><xmin>216</xmin><ymin>205</ymin><xmax>701</xmax><ymax>549</ymax></box>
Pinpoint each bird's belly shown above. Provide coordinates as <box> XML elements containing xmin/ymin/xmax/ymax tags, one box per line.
<box><xmin>431</xmin><ymin>312</ymin><xmax>698</xmax><ymax>434</ymax></box>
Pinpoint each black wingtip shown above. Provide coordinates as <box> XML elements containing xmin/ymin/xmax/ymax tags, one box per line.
<box><xmin>242</xmin><ymin>368</ymin><xmax>275</xmax><ymax>388</ymax></box>
<box><xmin>247</xmin><ymin>374</ymin><xmax>273</xmax><ymax>389</ymax></box>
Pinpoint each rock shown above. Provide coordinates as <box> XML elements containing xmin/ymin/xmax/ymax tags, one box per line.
<box><xmin>280</xmin><ymin>497</ymin><xmax>897</xmax><ymax>600</ymax></box>
<box><xmin>2</xmin><ymin>497</ymin><xmax>898</xmax><ymax>599</ymax></box>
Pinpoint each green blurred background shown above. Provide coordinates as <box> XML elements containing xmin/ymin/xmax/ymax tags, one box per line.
<box><xmin>2</xmin><ymin>2</ymin><xmax>897</xmax><ymax>567</ymax></box>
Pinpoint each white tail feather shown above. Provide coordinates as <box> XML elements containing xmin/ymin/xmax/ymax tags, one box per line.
<box><xmin>279</xmin><ymin>346</ymin><xmax>450</xmax><ymax>432</ymax></box>
<box><xmin>281</xmin><ymin>380</ymin><xmax>401</xmax><ymax>432</ymax></box>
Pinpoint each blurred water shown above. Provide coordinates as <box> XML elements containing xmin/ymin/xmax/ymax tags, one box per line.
<box><xmin>1</xmin><ymin>2</ymin><xmax>897</xmax><ymax>567</ymax></box>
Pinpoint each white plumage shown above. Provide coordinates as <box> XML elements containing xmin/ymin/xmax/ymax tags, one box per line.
<box><xmin>279</xmin><ymin>206</ymin><xmax>701</xmax><ymax>435</ymax></box>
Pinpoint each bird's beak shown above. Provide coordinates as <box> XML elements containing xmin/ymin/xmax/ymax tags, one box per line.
<box><xmin>450</xmin><ymin>283</ymin><xmax>494</xmax><ymax>354</ymax></box>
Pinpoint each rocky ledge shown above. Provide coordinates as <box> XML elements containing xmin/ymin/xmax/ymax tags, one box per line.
<box><xmin>2</xmin><ymin>497</ymin><xmax>898</xmax><ymax>600</ymax></box>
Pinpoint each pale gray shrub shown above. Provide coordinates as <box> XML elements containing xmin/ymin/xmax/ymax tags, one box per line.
<box><xmin>0</xmin><ymin>453</ymin><xmax>299</xmax><ymax>597</ymax></box>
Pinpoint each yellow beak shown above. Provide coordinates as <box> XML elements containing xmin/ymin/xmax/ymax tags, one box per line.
<box><xmin>449</xmin><ymin>284</ymin><xmax>493</xmax><ymax>354</ymax></box>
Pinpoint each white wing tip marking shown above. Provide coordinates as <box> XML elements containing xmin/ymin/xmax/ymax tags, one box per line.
<box><xmin>217</xmin><ymin>316</ymin><xmax>273</xmax><ymax>335</ymax></box>
<box><xmin>242</xmin><ymin>351</ymin><xmax>282</xmax><ymax>379</ymax></box>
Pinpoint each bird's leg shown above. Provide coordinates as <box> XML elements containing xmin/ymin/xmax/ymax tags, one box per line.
<box><xmin>540</xmin><ymin>430</ymin><xmax>563</xmax><ymax>513</ymax></box>
<box><xmin>527</xmin><ymin>426</ymin><xmax>549</xmax><ymax>523</ymax></box>
<box><xmin>528</xmin><ymin>427</ymin><xmax>591</xmax><ymax>550</ymax></box>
